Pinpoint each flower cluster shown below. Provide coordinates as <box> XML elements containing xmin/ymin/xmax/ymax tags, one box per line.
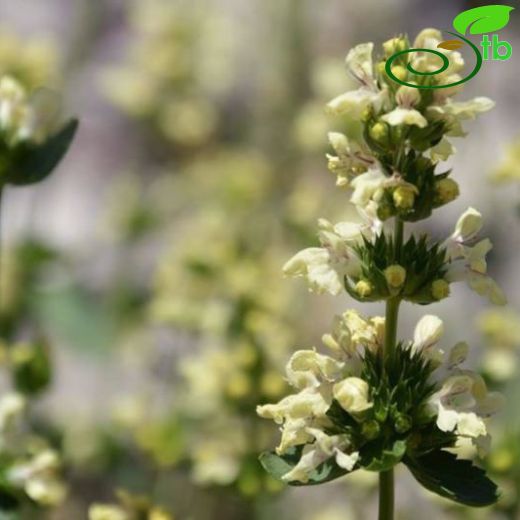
<box><xmin>283</xmin><ymin>29</ymin><xmax>505</xmax><ymax>306</ymax></box>
<box><xmin>0</xmin><ymin>391</ymin><xmax>67</xmax><ymax>507</ymax></box>
<box><xmin>324</xmin><ymin>30</ymin><xmax>493</xmax><ymax>222</ymax></box>
<box><xmin>258</xmin><ymin>29</ymin><xmax>504</xmax><ymax>510</ymax></box>
<box><xmin>284</xmin><ymin>205</ymin><xmax>504</xmax><ymax>306</ymax></box>
<box><xmin>89</xmin><ymin>490</ymin><xmax>173</xmax><ymax>520</ymax></box>
<box><xmin>101</xmin><ymin>0</ymin><xmax>234</xmax><ymax>147</ymax></box>
<box><xmin>258</xmin><ymin>312</ymin><xmax>502</xmax><ymax>484</ymax></box>
<box><xmin>478</xmin><ymin>308</ymin><xmax>520</xmax><ymax>381</ymax></box>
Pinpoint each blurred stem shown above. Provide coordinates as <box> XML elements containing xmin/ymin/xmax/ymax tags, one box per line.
<box><xmin>0</xmin><ymin>185</ymin><xmax>3</xmax><ymax>314</ymax></box>
<box><xmin>379</xmin><ymin>217</ymin><xmax>404</xmax><ymax>520</ymax></box>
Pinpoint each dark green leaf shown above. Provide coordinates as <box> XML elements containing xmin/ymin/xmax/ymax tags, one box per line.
<box><xmin>12</xmin><ymin>340</ymin><xmax>52</xmax><ymax>395</ymax></box>
<box><xmin>404</xmin><ymin>450</ymin><xmax>499</xmax><ymax>507</ymax></box>
<box><xmin>7</xmin><ymin>119</ymin><xmax>78</xmax><ymax>186</ymax></box>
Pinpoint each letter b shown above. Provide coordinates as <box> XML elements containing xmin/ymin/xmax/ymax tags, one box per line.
<box><xmin>492</xmin><ymin>34</ymin><xmax>512</xmax><ymax>61</ymax></box>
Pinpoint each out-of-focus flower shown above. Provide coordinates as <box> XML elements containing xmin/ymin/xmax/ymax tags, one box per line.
<box><xmin>443</xmin><ymin>208</ymin><xmax>506</xmax><ymax>305</ymax></box>
<box><xmin>0</xmin><ymin>29</ymin><xmax>60</xmax><ymax>88</ymax></box>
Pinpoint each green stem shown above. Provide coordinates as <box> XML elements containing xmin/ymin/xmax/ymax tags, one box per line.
<box><xmin>379</xmin><ymin>468</ymin><xmax>394</xmax><ymax>520</ymax></box>
<box><xmin>378</xmin><ymin>217</ymin><xmax>404</xmax><ymax>520</ymax></box>
<box><xmin>0</xmin><ymin>185</ymin><xmax>3</xmax><ymax>315</ymax></box>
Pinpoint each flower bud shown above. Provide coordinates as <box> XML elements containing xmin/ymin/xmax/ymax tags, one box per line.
<box><xmin>333</xmin><ymin>377</ymin><xmax>373</xmax><ymax>414</ymax></box>
<box><xmin>383</xmin><ymin>37</ymin><xmax>407</xmax><ymax>57</ymax></box>
<box><xmin>377</xmin><ymin>202</ymin><xmax>394</xmax><ymax>221</ymax></box>
<box><xmin>384</xmin><ymin>264</ymin><xmax>406</xmax><ymax>288</ymax></box>
<box><xmin>390</xmin><ymin>65</ymin><xmax>407</xmax><ymax>82</ymax></box>
<box><xmin>435</xmin><ymin>178</ymin><xmax>460</xmax><ymax>204</ymax></box>
<box><xmin>394</xmin><ymin>414</ymin><xmax>412</xmax><ymax>433</ymax></box>
<box><xmin>361</xmin><ymin>419</ymin><xmax>381</xmax><ymax>440</ymax></box>
<box><xmin>355</xmin><ymin>280</ymin><xmax>373</xmax><ymax>298</ymax></box>
<box><xmin>393</xmin><ymin>186</ymin><xmax>416</xmax><ymax>210</ymax></box>
<box><xmin>431</xmin><ymin>279</ymin><xmax>450</xmax><ymax>300</ymax></box>
<box><xmin>369</xmin><ymin>121</ymin><xmax>389</xmax><ymax>144</ymax></box>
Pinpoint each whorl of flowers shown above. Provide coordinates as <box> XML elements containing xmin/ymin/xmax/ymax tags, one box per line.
<box><xmin>0</xmin><ymin>74</ymin><xmax>77</xmax><ymax>187</ymax></box>
<box><xmin>258</xmin><ymin>312</ymin><xmax>502</xmax><ymax>483</ymax></box>
<box><xmin>258</xmin><ymin>29</ymin><xmax>505</xmax><ymax>510</ymax></box>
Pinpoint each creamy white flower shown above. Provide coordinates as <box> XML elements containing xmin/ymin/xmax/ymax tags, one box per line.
<box><xmin>395</xmin><ymin>85</ymin><xmax>421</xmax><ymax>108</ymax></box>
<box><xmin>412</xmin><ymin>315</ymin><xmax>445</xmax><ymax>363</ymax></box>
<box><xmin>381</xmin><ymin>107</ymin><xmax>427</xmax><ymax>128</ymax></box>
<box><xmin>430</xmin><ymin>137</ymin><xmax>456</xmax><ymax>162</ymax></box>
<box><xmin>89</xmin><ymin>505</ymin><xmax>129</xmax><ymax>520</ymax></box>
<box><xmin>444</xmin><ymin>209</ymin><xmax>506</xmax><ymax>305</ymax></box>
<box><xmin>256</xmin><ymin>387</ymin><xmax>331</xmax><ymax>425</ymax></box>
<box><xmin>281</xmin><ymin>428</ymin><xmax>358</xmax><ymax>483</ymax></box>
<box><xmin>447</xmin><ymin>342</ymin><xmax>469</xmax><ymax>369</ymax></box>
<box><xmin>283</xmin><ymin>247</ymin><xmax>342</xmax><ymax>295</ymax></box>
<box><xmin>0</xmin><ymin>392</ymin><xmax>26</xmax><ymax>432</ymax></box>
<box><xmin>7</xmin><ymin>449</ymin><xmax>66</xmax><ymax>506</ymax></box>
<box><xmin>413</xmin><ymin>28</ymin><xmax>443</xmax><ymax>49</ymax></box>
<box><xmin>327</xmin><ymin>89</ymin><xmax>382</xmax><ymax>119</ymax></box>
<box><xmin>333</xmin><ymin>377</ymin><xmax>373</xmax><ymax>414</ymax></box>
<box><xmin>467</xmin><ymin>271</ymin><xmax>507</xmax><ymax>305</ymax></box>
<box><xmin>413</xmin><ymin>315</ymin><xmax>444</xmax><ymax>350</ymax></box>
<box><xmin>286</xmin><ymin>349</ymin><xmax>344</xmax><ymax>390</ymax></box>
<box><xmin>346</xmin><ymin>43</ymin><xmax>375</xmax><ymax>87</ymax></box>
<box><xmin>327</xmin><ymin>43</ymin><xmax>388</xmax><ymax>118</ymax></box>
<box><xmin>257</xmin><ymin>385</ymin><xmax>334</xmax><ymax>455</ymax></box>
<box><xmin>428</xmin><ymin>372</ymin><xmax>503</xmax><ymax>439</ymax></box>
<box><xmin>283</xmin><ymin>219</ymin><xmax>364</xmax><ymax>295</ymax></box>
<box><xmin>322</xmin><ymin>315</ymin><xmax>354</xmax><ymax>356</ymax></box>
<box><xmin>326</xmin><ymin>131</ymin><xmax>375</xmax><ymax>187</ymax></box>
<box><xmin>451</xmin><ymin>207</ymin><xmax>483</xmax><ymax>243</ymax></box>
<box><xmin>350</xmin><ymin>168</ymin><xmax>386</xmax><ymax>208</ymax></box>
<box><xmin>428</xmin><ymin>97</ymin><xmax>495</xmax><ymax>137</ymax></box>
<box><xmin>0</xmin><ymin>75</ymin><xmax>61</xmax><ymax>146</ymax></box>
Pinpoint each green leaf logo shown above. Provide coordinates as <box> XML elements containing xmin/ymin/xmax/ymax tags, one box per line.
<box><xmin>453</xmin><ymin>5</ymin><xmax>514</xmax><ymax>35</ymax></box>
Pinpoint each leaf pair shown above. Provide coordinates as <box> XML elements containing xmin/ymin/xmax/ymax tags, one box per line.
<box><xmin>259</xmin><ymin>448</ymin><xmax>498</xmax><ymax>507</ymax></box>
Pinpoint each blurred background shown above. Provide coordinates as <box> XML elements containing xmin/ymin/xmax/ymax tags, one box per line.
<box><xmin>0</xmin><ymin>0</ymin><xmax>519</xmax><ymax>518</ymax></box>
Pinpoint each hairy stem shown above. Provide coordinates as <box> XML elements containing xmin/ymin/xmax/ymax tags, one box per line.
<box><xmin>378</xmin><ymin>217</ymin><xmax>404</xmax><ymax>520</ymax></box>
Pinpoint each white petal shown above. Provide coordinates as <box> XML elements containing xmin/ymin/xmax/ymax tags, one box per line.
<box><xmin>381</xmin><ymin>108</ymin><xmax>427</xmax><ymax>128</ymax></box>
<box><xmin>413</xmin><ymin>315</ymin><xmax>444</xmax><ymax>351</ymax></box>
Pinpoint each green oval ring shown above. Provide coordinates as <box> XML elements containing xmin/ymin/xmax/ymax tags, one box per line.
<box><xmin>385</xmin><ymin>31</ymin><xmax>483</xmax><ymax>89</ymax></box>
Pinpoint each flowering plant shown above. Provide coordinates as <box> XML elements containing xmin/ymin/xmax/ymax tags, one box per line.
<box><xmin>257</xmin><ymin>29</ymin><xmax>504</xmax><ymax>518</ymax></box>
<box><xmin>0</xmin><ymin>71</ymin><xmax>77</xmax><ymax>512</ymax></box>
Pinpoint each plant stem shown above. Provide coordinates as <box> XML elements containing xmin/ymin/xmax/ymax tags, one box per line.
<box><xmin>384</xmin><ymin>296</ymin><xmax>400</xmax><ymax>363</ymax></box>
<box><xmin>379</xmin><ymin>468</ymin><xmax>394</xmax><ymax>520</ymax></box>
<box><xmin>0</xmin><ymin>185</ymin><xmax>3</xmax><ymax>315</ymax></box>
<box><xmin>378</xmin><ymin>216</ymin><xmax>404</xmax><ymax>520</ymax></box>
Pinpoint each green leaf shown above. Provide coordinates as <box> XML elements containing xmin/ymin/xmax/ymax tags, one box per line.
<box><xmin>7</xmin><ymin>118</ymin><xmax>78</xmax><ymax>186</ymax></box>
<box><xmin>404</xmin><ymin>450</ymin><xmax>499</xmax><ymax>507</ymax></box>
<box><xmin>12</xmin><ymin>340</ymin><xmax>52</xmax><ymax>396</ymax></box>
<box><xmin>359</xmin><ymin>439</ymin><xmax>407</xmax><ymax>472</ymax></box>
<box><xmin>453</xmin><ymin>5</ymin><xmax>514</xmax><ymax>35</ymax></box>
<box><xmin>259</xmin><ymin>447</ymin><xmax>352</xmax><ymax>486</ymax></box>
